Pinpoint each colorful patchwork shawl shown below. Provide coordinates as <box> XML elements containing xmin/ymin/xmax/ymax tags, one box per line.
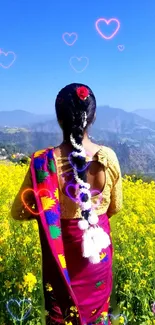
<box><xmin>30</xmin><ymin>147</ymin><xmax>112</xmax><ymax>325</ymax></box>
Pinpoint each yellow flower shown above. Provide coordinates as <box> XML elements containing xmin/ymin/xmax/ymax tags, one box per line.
<box><xmin>0</xmin><ymin>257</ymin><xmax>3</xmax><ymax>262</ymax></box>
<box><xmin>33</xmin><ymin>222</ymin><xmax>38</xmax><ymax>231</ymax></box>
<box><xmin>23</xmin><ymin>272</ymin><xmax>37</xmax><ymax>292</ymax></box>
<box><xmin>119</xmin><ymin>315</ymin><xmax>125</xmax><ymax>324</ymax></box>
<box><xmin>45</xmin><ymin>283</ymin><xmax>53</xmax><ymax>292</ymax></box>
<box><xmin>101</xmin><ymin>311</ymin><xmax>108</xmax><ymax>317</ymax></box>
<box><xmin>65</xmin><ymin>322</ymin><xmax>73</xmax><ymax>325</ymax></box>
<box><xmin>124</xmin><ymin>284</ymin><xmax>130</xmax><ymax>291</ymax></box>
<box><xmin>70</xmin><ymin>306</ymin><xmax>78</xmax><ymax>312</ymax></box>
<box><xmin>140</xmin><ymin>279</ymin><xmax>147</xmax><ymax>286</ymax></box>
<box><xmin>4</xmin><ymin>280</ymin><xmax>11</xmax><ymax>289</ymax></box>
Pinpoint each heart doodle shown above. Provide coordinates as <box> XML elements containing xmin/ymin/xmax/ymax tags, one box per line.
<box><xmin>6</xmin><ymin>298</ymin><xmax>32</xmax><ymax>321</ymax></box>
<box><xmin>0</xmin><ymin>49</ymin><xmax>16</xmax><ymax>69</ymax></box>
<box><xmin>69</xmin><ymin>56</ymin><xmax>89</xmax><ymax>73</ymax></box>
<box><xmin>118</xmin><ymin>45</ymin><xmax>125</xmax><ymax>51</ymax></box>
<box><xmin>62</xmin><ymin>32</ymin><xmax>78</xmax><ymax>46</ymax></box>
<box><xmin>66</xmin><ymin>183</ymin><xmax>103</xmax><ymax>209</ymax></box>
<box><xmin>68</xmin><ymin>151</ymin><xmax>93</xmax><ymax>172</ymax></box>
<box><xmin>95</xmin><ymin>18</ymin><xmax>120</xmax><ymax>40</ymax></box>
<box><xmin>21</xmin><ymin>188</ymin><xmax>52</xmax><ymax>215</ymax></box>
<box><xmin>108</xmin><ymin>313</ymin><xmax>127</xmax><ymax>325</ymax></box>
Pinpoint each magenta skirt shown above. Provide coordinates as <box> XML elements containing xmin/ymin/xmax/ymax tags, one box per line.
<box><xmin>44</xmin><ymin>213</ymin><xmax>113</xmax><ymax>325</ymax></box>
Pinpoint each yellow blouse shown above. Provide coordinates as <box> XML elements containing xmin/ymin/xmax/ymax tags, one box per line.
<box><xmin>11</xmin><ymin>145</ymin><xmax>123</xmax><ymax>221</ymax></box>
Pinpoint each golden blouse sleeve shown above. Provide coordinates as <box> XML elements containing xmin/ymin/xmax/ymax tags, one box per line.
<box><xmin>11</xmin><ymin>167</ymin><xmax>37</xmax><ymax>221</ymax></box>
<box><xmin>107</xmin><ymin>151</ymin><xmax>123</xmax><ymax>217</ymax></box>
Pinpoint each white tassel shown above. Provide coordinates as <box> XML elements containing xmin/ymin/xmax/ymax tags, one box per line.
<box><xmin>92</xmin><ymin>226</ymin><xmax>111</xmax><ymax>251</ymax></box>
<box><xmin>91</xmin><ymin>226</ymin><xmax>103</xmax><ymax>252</ymax></box>
<box><xmin>88</xmin><ymin>211</ymin><xmax>99</xmax><ymax>225</ymax></box>
<box><xmin>79</xmin><ymin>200</ymin><xmax>92</xmax><ymax>211</ymax></box>
<box><xmin>78</xmin><ymin>219</ymin><xmax>89</xmax><ymax>230</ymax></box>
<box><xmin>89</xmin><ymin>253</ymin><xmax>100</xmax><ymax>264</ymax></box>
<box><xmin>82</xmin><ymin>229</ymin><xmax>94</xmax><ymax>258</ymax></box>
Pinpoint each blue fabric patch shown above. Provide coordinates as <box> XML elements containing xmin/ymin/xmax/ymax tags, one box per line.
<box><xmin>57</xmin><ymin>204</ymin><xmax>60</xmax><ymax>213</ymax></box>
<box><xmin>45</xmin><ymin>211</ymin><xmax>58</xmax><ymax>225</ymax></box>
<box><xmin>34</xmin><ymin>157</ymin><xmax>45</xmax><ymax>169</ymax></box>
<box><xmin>101</xmin><ymin>255</ymin><xmax>108</xmax><ymax>263</ymax></box>
<box><xmin>63</xmin><ymin>269</ymin><xmax>70</xmax><ymax>284</ymax></box>
<box><xmin>47</xmin><ymin>149</ymin><xmax>53</xmax><ymax>160</ymax></box>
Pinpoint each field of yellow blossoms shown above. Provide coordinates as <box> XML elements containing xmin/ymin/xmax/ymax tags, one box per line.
<box><xmin>0</xmin><ymin>161</ymin><xmax>155</xmax><ymax>325</ymax></box>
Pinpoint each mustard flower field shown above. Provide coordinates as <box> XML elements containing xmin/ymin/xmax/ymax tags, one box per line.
<box><xmin>0</xmin><ymin>162</ymin><xmax>155</xmax><ymax>325</ymax></box>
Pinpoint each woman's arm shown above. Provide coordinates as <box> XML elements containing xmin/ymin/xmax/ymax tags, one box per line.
<box><xmin>107</xmin><ymin>171</ymin><xmax>123</xmax><ymax>218</ymax></box>
<box><xmin>11</xmin><ymin>167</ymin><xmax>37</xmax><ymax>221</ymax></box>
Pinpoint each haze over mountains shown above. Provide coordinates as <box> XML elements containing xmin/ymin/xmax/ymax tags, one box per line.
<box><xmin>0</xmin><ymin>107</ymin><xmax>155</xmax><ymax>127</ymax></box>
<box><xmin>0</xmin><ymin>107</ymin><xmax>155</xmax><ymax>177</ymax></box>
<box><xmin>133</xmin><ymin>109</ymin><xmax>155</xmax><ymax>122</ymax></box>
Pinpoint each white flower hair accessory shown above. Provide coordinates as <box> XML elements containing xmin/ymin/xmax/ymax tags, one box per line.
<box><xmin>70</xmin><ymin>133</ymin><xmax>111</xmax><ymax>264</ymax></box>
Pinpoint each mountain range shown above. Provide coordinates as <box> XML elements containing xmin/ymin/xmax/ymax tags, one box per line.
<box><xmin>133</xmin><ymin>109</ymin><xmax>155</xmax><ymax>122</ymax></box>
<box><xmin>0</xmin><ymin>107</ymin><xmax>155</xmax><ymax>177</ymax></box>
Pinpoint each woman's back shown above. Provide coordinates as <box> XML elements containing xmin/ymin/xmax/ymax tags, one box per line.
<box><xmin>53</xmin><ymin>142</ymin><xmax>122</xmax><ymax>219</ymax></box>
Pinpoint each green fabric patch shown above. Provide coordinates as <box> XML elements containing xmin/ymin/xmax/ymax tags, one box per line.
<box><xmin>36</xmin><ymin>170</ymin><xmax>49</xmax><ymax>183</ymax></box>
<box><xmin>49</xmin><ymin>225</ymin><xmax>61</xmax><ymax>239</ymax></box>
<box><xmin>48</xmin><ymin>160</ymin><xmax>56</xmax><ymax>173</ymax></box>
<box><xmin>94</xmin><ymin>316</ymin><xmax>102</xmax><ymax>324</ymax></box>
<box><xmin>96</xmin><ymin>281</ymin><xmax>104</xmax><ymax>287</ymax></box>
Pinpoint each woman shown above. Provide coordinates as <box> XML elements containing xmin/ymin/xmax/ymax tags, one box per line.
<box><xmin>11</xmin><ymin>83</ymin><xmax>123</xmax><ymax>325</ymax></box>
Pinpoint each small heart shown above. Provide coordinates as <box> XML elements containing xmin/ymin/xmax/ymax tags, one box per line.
<box><xmin>65</xmin><ymin>183</ymin><xmax>103</xmax><ymax>210</ymax></box>
<box><xmin>21</xmin><ymin>188</ymin><xmax>52</xmax><ymax>215</ymax></box>
<box><xmin>0</xmin><ymin>49</ymin><xmax>16</xmax><ymax>69</ymax></box>
<box><xmin>65</xmin><ymin>183</ymin><xmax>78</xmax><ymax>203</ymax></box>
<box><xmin>95</xmin><ymin>18</ymin><xmax>120</xmax><ymax>40</ymax></box>
<box><xmin>68</xmin><ymin>151</ymin><xmax>93</xmax><ymax>172</ymax></box>
<box><xmin>6</xmin><ymin>298</ymin><xmax>32</xmax><ymax>321</ymax></box>
<box><xmin>61</xmin><ymin>171</ymin><xmax>74</xmax><ymax>184</ymax></box>
<box><xmin>118</xmin><ymin>44</ymin><xmax>125</xmax><ymax>51</ymax></box>
<box><xmin>91</xmin><ymin>189</ymin><xmax>103</xmax><ymax>209</ymax></box>
<box><xmin>62</xmin><ymin>32</ymin><xmax>78</xmax><ymax>46</ymax></box>
<box><xmin>108</xmin><ymin>313</ymin><xmax>127</xmax><ymax>325</ymax></box>
<box><xmin>69</xmin><ymin>56</ymin><xmax>89</xmax><ymax>73</ymax></box>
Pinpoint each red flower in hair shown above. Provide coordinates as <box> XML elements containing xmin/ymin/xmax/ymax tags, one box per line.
<box><xmin>76</xmin><ymin>86</ymin><xmax>89</xmax><ymax>100</ymax></box>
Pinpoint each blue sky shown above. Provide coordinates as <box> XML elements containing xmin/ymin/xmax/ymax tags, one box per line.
<box><xmin>0</xmin><ymin>0</ymin><xmax>155</xmax><ymax>114</ymax></box>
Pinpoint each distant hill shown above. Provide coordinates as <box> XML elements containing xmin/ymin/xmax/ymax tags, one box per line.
<box><xmin>133</xmin><ymin>109</ymin><xmax>155</xmax><ymax>122</ymax></box>
<box><xmin>0</xmin><ymin>110</ymin><xmax>53</xmax><ymax>127</ymax></box>
<box><xmin>0</xmin><ymin>106</ymin><xmax>155</xmax><ymax>176</ymax></box>
<box><xmin>30</xmin><ymin>106</ymin><xmax>155</xmax><ymax>140</ymax></box>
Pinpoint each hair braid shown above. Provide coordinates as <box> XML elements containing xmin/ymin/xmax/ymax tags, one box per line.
<box><xmin>55</xmin><ymin>83</ymin><xmax>111</xmax><ymax>264</ymax></box>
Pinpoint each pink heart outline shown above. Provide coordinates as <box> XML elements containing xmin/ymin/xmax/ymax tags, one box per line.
<box><xmin>62</xmin><ymin>32</ymin><xmax>78</xmax><ymax>46</ymax></box>
<box><xmin>0</xmin><ymin>49</ymin><xmax>16</xmax><ymax>69</ymax></box>
<box><xmin>95</xmin><ymin>18</ymin><xmax>120</xmax><ymax>40</ymax></box>
<box><xmin>69</xmin><ymin>56</ymin><xmax>89</xmax><ymax>73</ymax></box>
<box><xmin>65</xmin><ymin>183</ymin><xmax>103</xmax><ymax>210</ymax></box>
<box><xmin>118</xmin><ymin>44</ymin><xmax>125</xmax><ymax>51</ymax></box>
